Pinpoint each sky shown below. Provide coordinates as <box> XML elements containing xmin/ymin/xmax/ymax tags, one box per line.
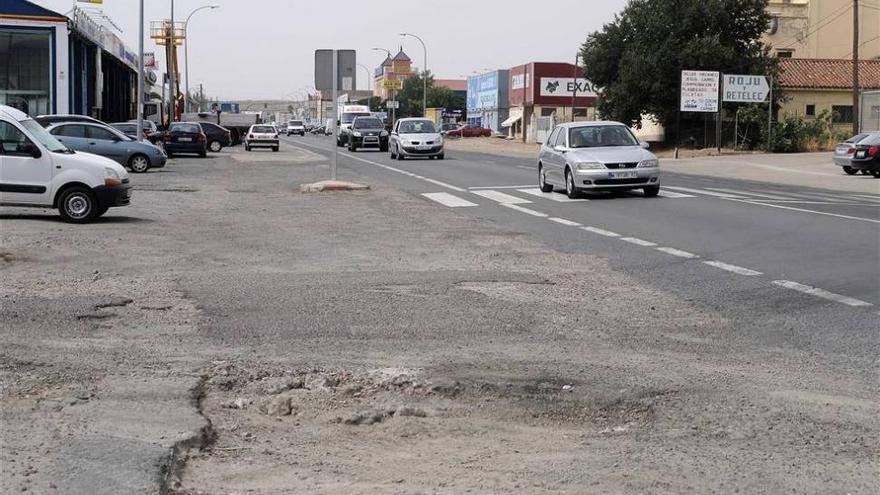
<box><xmin>34</xmin><ymin>0</ymin><xmax>627</xmax><ymax>100</ymax></box>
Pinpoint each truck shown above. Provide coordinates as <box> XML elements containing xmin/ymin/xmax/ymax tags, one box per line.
<box><xmin>180</xmin><ymin>111</ymin><xmax>262</xmax><ymax>145</ymax></box>
<box><xmin>336</xmin><ymin>104</ymin><xmax>372</xmax><ymax>146</ymax></box>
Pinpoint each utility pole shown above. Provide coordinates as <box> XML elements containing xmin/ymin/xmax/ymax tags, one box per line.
<box><xmin>169</xmin><ymin>0</ymin><xmax>175</xmax><ymax>124</ymax></box>
<box><xmin>852</xmin><ymin>0</ymin><xmax>860</xmax><ymax>134</ymax></box>
<box><xmin>136</xmin><ymin>0</ymin><xmax>144</xmax><ymax>141</ymax></box>
<box><xmin>571</xmin><ymin>53</ymin><xmax>578</xmax><ymax>123</ymax></box>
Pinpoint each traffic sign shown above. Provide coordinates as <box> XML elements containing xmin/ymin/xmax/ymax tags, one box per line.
<box><xmin>386</xmin><ymin>100</ymin><xmax>399</xmax><ymax>109</ymax></box>
<box><xmin>314</xmin><ymin>49</ymin><xmax>356</xmax><ymax>91</ymax></box>
<box><xmin>382</xmin><ymin>79</ymin><xmax>403</xmax><ymax>90</ymax></box>
<box><xmin>680</xmin><ymin>70</ymin><xmax>719</xmax><ymax>113</ymax></box>
<box><xmin>723</xmin><ymin>74</ymin><xmax>770</xmax><ymax>103</ymax></box>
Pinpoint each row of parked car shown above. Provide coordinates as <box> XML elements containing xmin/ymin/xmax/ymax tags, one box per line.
<box><xmin>833</xmin><ymin>132</ymin><xmax>880</xmax><ymax>177</ymax></box>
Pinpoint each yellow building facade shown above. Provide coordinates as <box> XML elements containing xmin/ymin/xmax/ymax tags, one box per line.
<box><xmin>764</xmin><ymin>0</ymin><xmax>880</xmax><ymax>60</ymax></box>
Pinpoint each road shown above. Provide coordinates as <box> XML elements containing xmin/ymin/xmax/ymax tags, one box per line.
<box><xmin>285</xmin><ymin>133</ymin><xmax>880</xmax><ymax>313</ymax></box>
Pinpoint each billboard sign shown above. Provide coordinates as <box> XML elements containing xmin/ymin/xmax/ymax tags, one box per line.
<box><xmin>467</xmin><ymin>72</ymin><xmax>499</xmax><ymax>111</ymax></box>
<box><xmin>539</xmin><ymin>77</ymin><xmax>598</xmax><ymax>98</ymax></box>
<box><xmin>681</xmin><ymin>70</ymin><xmax>719</xmax><ymax>112</ymax></box>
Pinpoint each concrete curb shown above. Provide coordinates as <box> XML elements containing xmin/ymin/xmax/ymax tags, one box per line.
<box><xmin>300</xmin><ymin>180</ymin><xmax>371</xmax><ymax>193</ymax></box>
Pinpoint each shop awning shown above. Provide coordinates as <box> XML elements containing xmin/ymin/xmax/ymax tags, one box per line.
<box><xmin>501</xmin><ymin>107</ymin><xmax>523</xmax><ymax>127</ymax></box>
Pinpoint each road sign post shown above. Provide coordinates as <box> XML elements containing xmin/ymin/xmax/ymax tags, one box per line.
<box><xmin>315</xmin><ymin>49</ymin><xmax>357</xmax><ymax>181</ymax></box>
<box><xmin>678</xmin><ymin>70</ymin><xmax>720</xmax><ymax>158</ymax></box>
<box><xmin>721</xmin><ymin>74</ymin><xmax>772</xmax><ymax>152</ymax></box>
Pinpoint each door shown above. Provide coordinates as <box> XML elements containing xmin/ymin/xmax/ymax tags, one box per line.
<box><xmin>0</xmin><ymin>120</ymin><xmax>54</xmax><ymax>206</ymax></box>
<box><xmin>85</xmin><ymin>125</ymin><xmax>125</xmax><ymax>164</ymax></box>
<box><xmin>50</xmin><ymin>124</ymin><xmax>90</xmax><ymax>152</ymax></box>
<box><xmin>539</xmin><ymin>127</ymin><xmax>560</xmax><ymax>182</ymax></box>
<box><xmin>390</xmin><ymin>120</ymin><xmax>400</xmax><ymax>151</ymax></box>
<box><xmin>547</xmin><ymin>128</ymin><xmax>568</xmax><ymax>184</ymax></box>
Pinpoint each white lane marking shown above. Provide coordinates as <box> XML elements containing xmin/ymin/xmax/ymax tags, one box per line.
<box><xmin>289</xmin><ymin>140</ymin><xmax>468</xmax><ymax>192</ymax></box>
<box><xmin>846</xmin><ymin>194</ymin><xmax>880</xmax><ymax>203</ymax></box>
<box><xmin>470</xmin><ymin>189</ymin><xmax>532</xmax><ymax>204</ymax></box>
<box><xmin>706</xmin><ymin>187</ymin><xmax>795</xmax><ymax>200</ymax></box>
<box><xmin>663</xmin><ymin>186</ymin><xmax>747</xmax><ymax>199</ymax></box>
<box><xmin>657</xmin><ymin>190</ymin><xmax>696</xmax><ymax>198</ymax></box>
<box><xmin>421</xmin><ymin>192</ymin><xmax>478</xmax><ymax>208</ymax></box>
<box><xmin>581</xmin><ymin>226</ymin><xmax>621</xmax><ymax>237</ymax></box>
<box><xmin>502</xmin><ymin>203</ymin><xmax>548</xmax><ymax>217</ymax></box>
<box><xmin>469</xmin><ymin>185</ymin><xmax>536</xmax><ymax>190</ymax></box>
<box><xmin>772</xmin><ymin>280</ymin><xmax>873</xmax><ymax>307</ymax></box>
<box><xmin>620</xmin><ymin>237</ymin><xmax>657</xmax><ymax>247</ymax></box>
<box><xmin>703</xmin><ymin>261</ymin><xmax>763</xmax><ymax>276</ymax></box>
<box><xmin>516</xmin><ymin>165</ymin><xmax>534</xmax><ymax>170</ymax></box>
<box><xmin>548</xmin><ymin>217</ymin><xmax>582</xmax><ymax>226</ymax></box>
<box><xmin>517</xmin><ymin>188</ymin><xmax>590</xmax><ymax>202</ymax></box>
<box><xmin>723</xmin><ymin>197</ymin><xmax>880</xmax><ymax>224</ymax></box>
<box><xmin>656</xmin><ymin>247</ymin><xmax>699</xmax><ymax>259</ymax></box>
<box><xmin>750</xmin><ymin>200</ymin><xmax>868</xmax><ymax>205</ymax></box>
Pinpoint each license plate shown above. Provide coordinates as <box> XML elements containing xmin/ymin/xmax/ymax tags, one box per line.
<box><xmin>417</xmin><ymin>145</ymin><xmax>431</xmax><ymax>150</ymax></box>
<box><xmin>612</xmin><ymin>171</ymin><xmax>638</xmax><ymax>179</ymax></box>
<box><xmin>179</xmin><ymin>137</ymin><xmax>192</xmax><ymax>142</ymax></box>
<box><xmin>856</xmin><ymin>151</ymin><xmax>866</xmax><ymax>158</ymax></box>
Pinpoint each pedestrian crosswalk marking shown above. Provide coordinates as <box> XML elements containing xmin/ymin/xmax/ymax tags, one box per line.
<box><xmin>664</xmin><ymin>186</ymin><xmax>747</xmax><ymax>199</ymax></box>
<box><xmin>656</xmin><ymin>190</ymin><xmax>696</xmax><ymax>198</ymax></box>
<box><xmin>470</xmin><ymin>189</ymin><xmax>533</xmax><ymax>204</ymax></box>
<box><xmin>421</xmin><ymin>192</ymin><xmax>478</xmax><ymax>208</ymax></box>
<box><xmin>516</xmin><ymin>188</ymin><xmax>590</xmax><ymax>202</ymax></box>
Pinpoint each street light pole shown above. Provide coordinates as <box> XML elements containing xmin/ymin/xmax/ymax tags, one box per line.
<box><xmin>137</xmin><ymin>0</ymin><xmax>144</xmax><ymax>141</ymax></box>
<box><xmin>400</xmin><ymin>33</ymin><xmax>427</xmax><ymax>117</ymax></box>
<box><xmin>169</xmin><ymin>0</ymin><xmax>175</xmax><ymax>124</ymax></box>
<box><xmin>184</xmin><ymin>5</ymin><xmax>219</xmax><ymax>113</ymax></box>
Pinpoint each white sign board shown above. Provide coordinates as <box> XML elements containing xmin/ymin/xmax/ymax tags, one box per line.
<box><xmin>681</xmin><ymin>70</ymin><xmax>719</xmax><ymax>112</ymax></box>
<box><xmin>539</xmin><ymin>77</ymin><xmax>599</xmax><ymax>98</ymax></box>
<box><xmin>723</xmin><ymin>74</ymin><xmax>769</xmax><ymax>103</ymax></box>
<box><xmin>386</xmin><ymin>100</ymin><xmax>399</xmax><ymax>109</ymax></box>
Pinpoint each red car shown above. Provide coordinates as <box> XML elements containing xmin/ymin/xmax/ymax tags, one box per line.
<box><xmin>444</xmin><ymin>125</ymin><xmax>491</xmax><ymax>138</ymax></box>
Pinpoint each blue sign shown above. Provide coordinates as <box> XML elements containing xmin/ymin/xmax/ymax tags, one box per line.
<box><xmin>467</xmin><ymin>72</ymin><xmax>500</xmax><ymax>112</ymax></box>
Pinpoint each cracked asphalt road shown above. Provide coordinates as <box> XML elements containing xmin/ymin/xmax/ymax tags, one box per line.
<box><xmin>1</xmin><ymin>142</ymin><xmax>877</xmax><ymax>494</ymax></box>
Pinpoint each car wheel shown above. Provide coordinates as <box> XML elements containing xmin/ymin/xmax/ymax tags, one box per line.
<box><xmin>842</xmin><ymin>166</ymin><xmax>858</xmax><ymax>175</ymax></box>
<box><xmin>245</xmin><ymin>145</ymin><xmax>251</xmax><ymax>152</ymax></box>
<box><xmin>349</xmin><ymin>143</ymin><xmax>356</xmax><ymax>152</ymax></box>
<box><xmin>643</xmin><ymin>185</ymin><xmax>660</xmax><ymax>197</ymax></box>
<box><xmin>129</xmin><ymin>154</ymin><xmax>150</xmax><ymax>173</ymax></box>
<box><xmin>437</xmin><ymin>153</ymin><xmax>445</xmax><ymax>160</ymax></box>
<box><xmin>565</xmin><ymin>168</ymin><xmax>579</xmax><ymax>199</ymax></box>
<box><xmin>209</xmin><ymin>140</ymin><xmax>223</xmax><ymax>152</ymax></box>
<box><xmin>872</xmin><ymin>170</ymin><xmax>880</xmax><ymax>178</ymax></box>
<box><xmin>538</xmin><ymin>165</ymin><xmax>553</xmax><ymax>192</ymax></box>
<box><xmin>199</xmin><ymin>150</ymin><xmax>207</xmax><ymax>158</ymax></box>
<box><xmin>166</xmin><ymin>151</ymin><xmax>174</xmax><ymax>158</ymax></box>
<box><xmin>58</xmin><ymin>186</ymin><xmax>99</xmax><ymax>223</ymax></box>
<box><xmin>396</xmin><ymin>145</ymin><xmax>405</xmax><ymax>160</ymax></box>
<box><xmin>390</xmin><ymin>146</ymin><xmax>397</xmax><ymax>159</ymax></box>
<box><xmin>272</xmin><ymin>146</ymin><xmax>279</xmax><ymax>152</ymax></box>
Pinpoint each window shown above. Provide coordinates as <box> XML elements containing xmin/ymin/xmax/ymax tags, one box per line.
<box><xmin>831</xmin><ymin>105</ymin><xmax>854</xmax><ymax>124</ymax></box>
<box><xmin>87</xmin><ymin>126</ymin><xmax>118</xmax><ymax>141</ymax></box>
<box><xmin>546</xmin><ymin>128</ymin><xmax>560</xmax><ymax>146</ymax></box>
<box><xmin>776</xmin><ymin>50</ymin><xmax>793</xmax><ymax>58</ymax></box>
<box><xmin>554</xmin><ymin>127</ymin><xmax>567</xmax><ymax>147</ymax></box>
<box><xmin>0</xmin><ymin>121</ymin><xmax>36</xmax><ymax>157</ymax></box>
<box><xmin>0</xmin><ymin>29</ymin><xmax>52</xmax><ymax>115</ymax></box>
<box><xmin>805</xmin><ymin>104</ymin><xmax>816</xmax><ymax>117</ymax></box>
<box><xmin>51</xmin><ymin>125</ymin><xmax>87</xmax><ymax>138</ymax></box>
<box><xmin>573</xmin><ymin>108</ymin><xmax>588</xmax><ymax>117</ymax></box>
<box><xmin>541</xmin><ymin>107</ymin><xmax>557</xmax><ymax>117</ymax></box>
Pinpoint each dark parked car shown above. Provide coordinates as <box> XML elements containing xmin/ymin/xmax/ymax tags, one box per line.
<box><xmin>348</xmin><ymin>116</ymin><xmax>389</xmax><ymax>152</ymax></box>
<box><xmin>163</xmin><ymin>122</ymin><xmax>207</xmax><ymax>158</ymax></box>
<box><xmin>849</xmin><ymin>134</ymin><xmax>880</xmax><ymax>178</ymax></box>
<box><xmin>110</xmin><ymin>122</ymin><xmax>163</xmax><ymax>145</ymax></box>
<box><xmin>198</xmin><ymin>122</ymin><xmax>233</xmax><ymax>152</ymax></box>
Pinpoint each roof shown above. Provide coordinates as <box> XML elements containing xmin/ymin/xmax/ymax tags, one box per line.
<box><xmin>434</xmin><ymin>79</ymin><xmax>467</xmax><ymax>92</ymax></box>
<box><xmin>0</xmin><ymin>0</ymin><xmax>67</xmax><ymax>22</ymax></box>
<box><xmin>393</xmin><ymin>49</ymin><xmax>411</xmax><ymax>62</ymax></box>
<box><xmin>381</xmin><ymin>55</ymin><xmax>393</xmax><ymax>67</ymax></box>
<box><xmin>778</xmin><ymin>58</ymin><xmax>880</xmax><ymax>90</ymax></box>
<box><xmin>557</xmin><ymin>121</ymin><xmax>626</xmax><ymax>128</ymax></box>
<box><xmin>0</xmin><ymin>104</ymin><xmax>29</xmax><ymax>121</ymax></box>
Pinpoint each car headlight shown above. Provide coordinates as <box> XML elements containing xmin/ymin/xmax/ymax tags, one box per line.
<box><xmin>638</xmin><ymin>159</ymin><xmax>658</xmax><ymax>168</ymax></box>
<box><xmin>574</xmin><ymin>161</ymin><xmax>604</xmax><ymax>170</ymax></box>
<box><xmin>352</xmin><ymin>132</ymin><xmax>362</xmax><ymax>137</ymax></box>
<box><xmin>380</xmin><ymin>130</ymin><xmax>388</xmax><ymax>137</ymax></box>
<box><xmin>104</xmin><ymin>167</ymin><xmax>123</xmax><ymax>186</ymax></box>
<box><xmin>401</xmin><ymin>139</ymin><xmax>411</xmax><ymax>145</ymax></box>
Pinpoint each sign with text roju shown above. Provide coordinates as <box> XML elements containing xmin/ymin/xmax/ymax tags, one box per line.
<box><xmin>722</xmin><ymin>74</ymin><xmax>770</xmax><ymax>103</ymax></box>
<box><xmin>680</xmin><ymin>70</ymin><xmax>719</xmax><ymax>112</ymax></box>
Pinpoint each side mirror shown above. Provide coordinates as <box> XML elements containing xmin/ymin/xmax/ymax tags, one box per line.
<box><xmin>20</xmin><ymin>143</ymin><xmax>41</xmax><ymax>158</ymax></box>
<box><xmin>554</xmin><ymin>145</ymin><xmax>567</xmax><ymax>153</ymax></box>
<box><xmin>639</xmin><ymin>141</ymin><xmax>650</xmax><ymax>149</ymax></box>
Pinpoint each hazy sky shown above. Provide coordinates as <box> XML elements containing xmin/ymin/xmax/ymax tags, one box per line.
<box><xmin>35</xmin><ymin>0</ymin><xmax>627</xmax><ymax>100</ymax></box>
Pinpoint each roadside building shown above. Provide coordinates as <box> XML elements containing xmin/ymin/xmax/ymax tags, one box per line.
<box><xmin>777</xmin><ymin>58</ymin><xmax>880</xmax><ymax>130</ymax></box>
<box><xmin>507</xmin><ymin>62</ymin><xmax>599</xmax><ymax>143</ymax></box>
<box><xmin>373</xmin><ymin>48</ymin><xmax>414</xmax><ymax>100</ymax></box>
<box><xmin>466</xmin><ymin>70</ymin><xmax>510</xmax><ymax>133</ymax></box>
<box><xmin>434</xmin><ymin>79</ymin><xmax>466</xmax><ymax>99</ymax></box>
<box><xmin>0</xmin><ymin>0</ymin><xmax>138</xmax><ymax>120</ymax></box>
<box><xmin>764</xmin><ymin>0</ymin><xmax>879</xmax><ymax>60</ymax></box>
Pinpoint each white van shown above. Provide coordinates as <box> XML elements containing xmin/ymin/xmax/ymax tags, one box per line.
<box><xmin>0</xmin><ymin>105</ymin><xmax>131</xmax><ymax>223</ymax></box>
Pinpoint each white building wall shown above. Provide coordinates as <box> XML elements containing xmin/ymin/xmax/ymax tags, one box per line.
<box><xmin>0</xmin><ymin>17</ymin><xmax>69</xmax><ymax>114</ymax></box>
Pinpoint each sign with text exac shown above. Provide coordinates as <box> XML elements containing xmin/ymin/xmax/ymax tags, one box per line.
<box><xmin>722</xmin><ymin>74</ymin><xmax>769</xmax><ymax>103</ymax></box>
<box><xmin>681</xmin><ymin>70</ymin><xmax>719</xmax><ymax>112</ymax></box>
<box><xmin>539</xmin><ymin>77</ymin><xmax>598</xmax><ymax>98</ymax></box>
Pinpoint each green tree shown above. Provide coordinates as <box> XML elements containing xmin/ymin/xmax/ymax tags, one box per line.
<box><xmin>428</xmin><ymin>86</ymin><xmax>465</xmax><ymax>111</ymax></box>
<box><xmin>580</xmin><ymin>0</ymin><xmax>776</xmax><ymax>132</ymax></box>
<box><xmin>393</xmin><ymin>72</ymin><xmax>466</xmax><ymax>118</ymax></box>
<box><xmin>356</xmin><ymin>96</ymin><xmax>384</xmax><ymax>112</ymax></box>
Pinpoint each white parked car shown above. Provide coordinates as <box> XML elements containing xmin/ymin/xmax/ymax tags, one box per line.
<box><xmin>244</xmin><ymin>124</ymin><xmax>279</xmax><ymax>152</ymax></box>
<box><xmin>0</xmin><ymin>105</ymin><xmax>131</xmax><ymax>223</ymax></box>
<box><xmin>287</xmin><ymin>120</ymin><xmax>305</xmax><ymax>136</ymax></box>
<box><xmin>389</xmin><ymin>118</ymin><xmax>444</xmax><ymax>160</ymax></box>
<box><xmin>538</xmin><ymin>121</ymin><xmax>660</xmax><ymax>198</ymax></box>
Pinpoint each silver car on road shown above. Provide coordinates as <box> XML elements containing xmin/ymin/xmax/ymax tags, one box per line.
<box><xmin>390</xmin><ymin>118</ymin><xmax>444</xmax><ymax>160</ymax></box>
<box><xmin>538</xmin><ymin>121</ymin><xmax>660</xmax><ymax>198</ymax></box>
<box><xmin>833</xmin><ymin>133</ymin><xmax>878</xmax><ymax>175</ymax></box>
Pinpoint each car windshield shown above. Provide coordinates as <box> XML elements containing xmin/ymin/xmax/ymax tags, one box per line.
<box><xmin>858</xmin><ymin>134</ymin><xmax>880</xmax><ymax>146</ymax></box>
<box><xmin>342</xmin><ymin>112</ymin><xmax>371</xmax><ymax>124</ymax></box>
<box><xmin>253</xmin><ymin>126</ymin><xmax>275</xmax><ymax>133</ymax></box>
<box><xmin>290</xmin><ymin>121</ymin><xmax>303</xmax><ymax>126</ymax></box>
<box><xmin>845</xmin><ymin>134</ymin><xmax>869</xmax><ymax>144</ymax></box>
<box><xmin>172</xmin><ymin>123</ymin><xmax>201</xmax><ymax>133</ymax></box>
<box><xmin>399</xmin><ymin>120</ymin><xmax>436</xmax><ymax>134</ymax></box>
<box><xmin>568</xmin><ymin>125</ymin><xmax>638</xmax><ymax>148</ymax></box>
<box><xmin>353</xmin><ymin>118</ymin><xmax>383</xmax><ymax>129</ymax></box>
<box><xmin>19</xmin><ymin>119</ymin><xmax>70</xmax><ymax>153</ymax></box>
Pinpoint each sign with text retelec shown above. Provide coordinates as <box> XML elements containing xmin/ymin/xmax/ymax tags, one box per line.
<box><xmin>681</xmin><ymin>70</ymin><xmax>719</xmax><ymax>112</ymax></box>
<box><xmin>722</xmin><ymin>74</ymin><xmax>769</xmax><ymax>103</ymax></box>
